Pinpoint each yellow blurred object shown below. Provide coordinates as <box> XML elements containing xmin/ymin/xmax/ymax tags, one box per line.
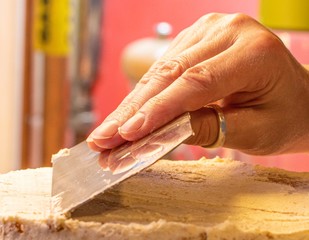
<box><xmin>33</xmin><ymin>0</ymin><xmax>71</xmax><ymax>55</ymax></box>
<box><xmin>260</xmin><ymin>0</ymin><xmax>309</xmax><ymax>30</ymax></box>
<box><xmin>121</xmin><ymin>22</ymin><xmax>172</xmax><ymax>86</ymax></box>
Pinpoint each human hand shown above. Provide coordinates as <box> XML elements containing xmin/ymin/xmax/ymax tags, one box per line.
<box><xmin>87</xmin><ymin>13</ymin><xmax>309</xmax><ymax>156</ymax></box>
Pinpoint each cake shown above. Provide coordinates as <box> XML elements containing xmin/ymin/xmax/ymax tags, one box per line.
<box><xmin>1</xmin><ymin>157</ymin><xmax>309</xmax><ymax>239</ymax></box>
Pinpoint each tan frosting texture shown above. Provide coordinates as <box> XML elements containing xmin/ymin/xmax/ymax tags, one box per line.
<box><xmin>1</xmin><ymin>157</ymin><xmax>309</xmax><ymax>239</ymax></box>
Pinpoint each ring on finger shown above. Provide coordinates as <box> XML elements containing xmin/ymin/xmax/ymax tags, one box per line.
<box><xmin>204</xmin><ymin>104</ymin><xmax>226</xmax><ymax>148</ymax></box>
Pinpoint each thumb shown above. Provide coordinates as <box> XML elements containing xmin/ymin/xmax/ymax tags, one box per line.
<box><xmin>188</xmin><ymin>105</ymin><xmax>285</xmax><ymax>156</ymax></box>
<box><xmin>185</xmin><ymin>107</ymin><xmax>220</xmax><ymax>147</ymax></box>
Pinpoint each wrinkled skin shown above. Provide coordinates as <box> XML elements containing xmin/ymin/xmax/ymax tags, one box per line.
<box><xmin>88</xmin><ymin>13</ymin><xmax>309</xmax><ymax>157</ymax></box>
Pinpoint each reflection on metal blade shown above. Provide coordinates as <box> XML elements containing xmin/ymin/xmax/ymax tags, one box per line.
<box><xmin>51</xmin><ymin>113</ymin><xmax>193</xmax><ymax>214</ymax></box>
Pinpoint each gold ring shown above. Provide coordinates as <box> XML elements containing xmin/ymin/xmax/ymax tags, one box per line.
<box><xmin>204</xmin><ymin>104</ymin><xmax>226</xmax><ymax>148</ymax></box>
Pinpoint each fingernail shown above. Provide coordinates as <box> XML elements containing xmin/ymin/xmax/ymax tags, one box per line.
<box><xmin>92</xmin><ymin>120</ymin><xmax>119</xmax><ymax>139</ymax></box>
<box><xmin>86</xmin><ymin>136</ymin><xmax>93</xmax><ymax>143</ymax></box>
<box><xmin>94</xmin><ymin>133</ymin><xmax>126</xmax><ymax>149</ymax></box>
<box><xmin>119</xmin><ymin>112</ymin><xmax>145</xmax><ymax>134</ymax></box>
<box><xmin>86</xmin><ymin>136</ymin><xmax>106</xmax><ymax>152</ymax></box>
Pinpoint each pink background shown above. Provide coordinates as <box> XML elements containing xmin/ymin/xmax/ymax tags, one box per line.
<box><xmin>92</xmin><ymin>0</ymin><xmax>309</xmax><ymax>172</ymax></box>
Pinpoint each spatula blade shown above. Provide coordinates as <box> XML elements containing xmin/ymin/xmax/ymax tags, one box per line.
<box><xmin>51</xmin><ymin>113</ymin><xmax>193</xmax><ymax>214</ymax></box>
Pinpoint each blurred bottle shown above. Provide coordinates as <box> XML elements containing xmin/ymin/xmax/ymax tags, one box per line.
<box><xmin>121</xmin><ymin>22</ymin><xmax>173</xmax><ymax>86</ymax></box>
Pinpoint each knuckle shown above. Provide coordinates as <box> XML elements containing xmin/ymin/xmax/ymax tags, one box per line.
<box><xmin>111</xmin><ymin>100</ymin><xmax>142</xmax><ymax>122</ymax></box>
<box><xmin>159</xmin><ymin>57</ymin><xmax>190</xmax><ymax>74</ymax></box>
<box><xmin>139</xmin><ymin>73</ymin><xmax>151</xmax><ymax>84</ymax></box>
<box><xmin>149</xmin><ymin>57</ymin><xmax>191</xmax><ymax>84</ymax></box>
<box><xmin>181</xmin><ymin>65</ymin><xmax>217</xmax><ymax>94</ymax></box>
<box><xmin>253</xmin><ymin>31</ymin><xmax>283</xmax><ymax>55</ymax></box>
<box><xmin>176</xmin><ymin>66</ymin><xmax>219</xmax><ymax>110</ymax></box>
<box><xmin>170</xmin><ymin>55</ymin><xmax>192</xmax><ymax>71</ymax></box>
<box><xmin>144</xmin><ymin>96</ymin><xmax>172</xmax><ymax>131</ymax></box>
<box><xmin>124</xmin><ymin>100</ymin><xmax>143</xmax><ymax>117</ymax></box>
<box><xmin>197</xmin><ymin>13</ymin><xmax>222</xmax><ymax>24</ymax></box>
<box><xmin>226</xmin><ymin>13</ymin><xmax>252</xmax><ymax>28</ymax></box>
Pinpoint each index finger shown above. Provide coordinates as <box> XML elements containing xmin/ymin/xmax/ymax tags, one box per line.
<box><xmin>118</xmin><ymin>31</ymin><xmax>279</xmax><ymax>141</ymax></box>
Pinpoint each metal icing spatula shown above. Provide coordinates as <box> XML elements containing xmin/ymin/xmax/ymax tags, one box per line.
<box><xmin>51</xmin><ymin>113</ymin><xmax>193</xmax><ymax>214</ymax></box>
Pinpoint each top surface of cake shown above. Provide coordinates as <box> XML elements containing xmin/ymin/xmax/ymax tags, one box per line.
<box><xmin>1</xmin><ymin>157</ymin><xmax>309</xmax><ymax>239</ymax></box>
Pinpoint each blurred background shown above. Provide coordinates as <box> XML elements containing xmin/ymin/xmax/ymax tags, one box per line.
<box><xmin>1</xmin><ymin>0</ymin><xmax>309</xmax><ymax>174</ymax></box>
